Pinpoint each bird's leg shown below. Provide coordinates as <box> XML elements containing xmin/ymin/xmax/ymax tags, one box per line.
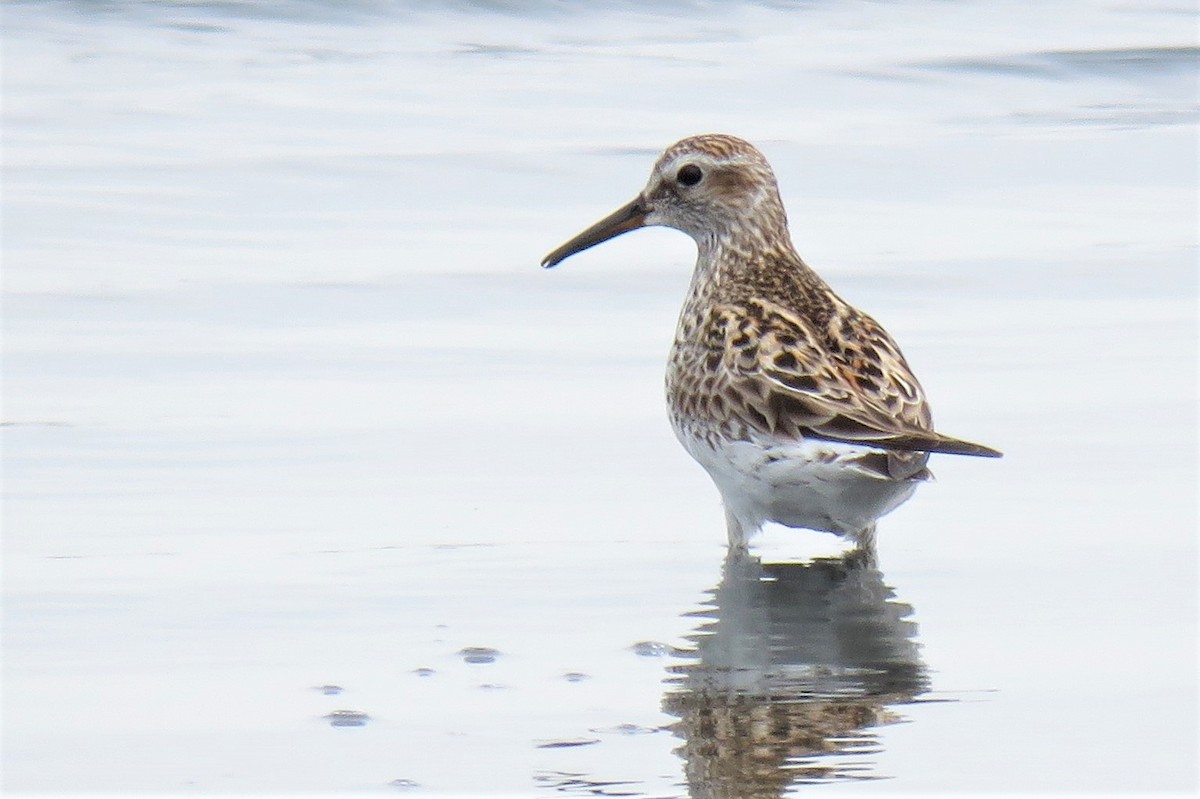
<box><xmin>847</xmin><ymin>524</ymin><xmax>878</xmax><ymax>569</ymax></box>
<box><xmin>720</xmin><ymin>537</ymin><xmax>760</xmax><ymax>582</ymax></box>
<box><xmin>724</xmin><ymin>506</ymin><xmax>751</xmax><ymax>555</ymax></box>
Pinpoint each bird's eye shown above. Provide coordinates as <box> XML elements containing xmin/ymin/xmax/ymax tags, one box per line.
<box><xmin>677</xmin><ymin>164</ymin><xmax>703</xmax><ymax>186</ymax></box>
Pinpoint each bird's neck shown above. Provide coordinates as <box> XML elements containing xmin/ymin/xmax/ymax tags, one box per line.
<box><xmin>683</xmin><ymin>225</ymin><xmax>842</xmax><ymax>328</ymax></box>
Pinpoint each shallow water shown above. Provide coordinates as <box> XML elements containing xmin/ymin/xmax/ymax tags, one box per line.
<box><xmin>2</xmin><ymin>1</ymin><xmax>1197</xmax><ymax>796</ymax></box>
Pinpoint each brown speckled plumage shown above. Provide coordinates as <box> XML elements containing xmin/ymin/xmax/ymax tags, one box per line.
<box><xmin>543</xmin><ymin>134</ymin><xmax>999</xmax><ymax>547</ymax></box>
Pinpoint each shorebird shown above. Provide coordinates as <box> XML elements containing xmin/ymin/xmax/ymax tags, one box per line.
<box><xmin>542</xmin><ymin>134</ymin><xmax>1000</xmax><ymax>549</ymax></box>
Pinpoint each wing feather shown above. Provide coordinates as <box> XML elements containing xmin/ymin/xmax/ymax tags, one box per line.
<box><xmin>709</xmin><ymin>299</ymin><xmax>1001</xmax><ymax>458</ymax></box>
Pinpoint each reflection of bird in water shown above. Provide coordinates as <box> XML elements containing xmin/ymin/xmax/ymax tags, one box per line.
<box><xmin>664</xmin><ymin>548</ymin><xmax>927</xmax><ymax>797</ymax></box>
<box><xmin>543</xmin><ymin>134</ymin><xmax>999</xmax><ymax>550</ymax></box>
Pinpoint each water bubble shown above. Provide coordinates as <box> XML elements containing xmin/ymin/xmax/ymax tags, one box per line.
<box><xmin>629</xmin><ymin>640</ymin><xmax>671</xmax><ymax>657</ymax></box>
<box><xmin>314</xmin><ymin>684</ymin><xmax>343</xmax><ymax>695</ymax></box>
<box><xmin>324</xmin><ymin>710</ymin><xmax>369</xmax><ymax>727</ymax></box>
<box><xmin>535</xmin><ymin>737</ymin><xmax>600</xmax><ymax>749</ymax></box>
<box><xmin>389</xmin><ymin>778</ymin><xmax>420</xmax><ymax>791</ymax></box>
<box><xmin>590</xmin><ymin>722</ymin><xmax>658</xmax><ymax>736</ymax></box>
<box><xmin>412</xmin><ymin>667</ymin><xmax>436</xmax><ymax>677</ymax></box>
<box><xmin>458</xmin><ymin>646</ymin><xmax>500</xmax><ymax>664</ymax></box>
<box><xmin>561</xmin><ymin>672</ymin><xmax>590</xmax><ymax>683</ymax></box>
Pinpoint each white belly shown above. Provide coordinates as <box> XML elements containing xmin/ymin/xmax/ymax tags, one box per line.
<box><xmin>676</xmin><ymin>427</ymin><xmax>925</xmax><ymax>541</ymax></box>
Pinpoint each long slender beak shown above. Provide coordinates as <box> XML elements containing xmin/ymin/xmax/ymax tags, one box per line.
<box><xmin>541</xmin><ymin>197</ymin><xmax>648</xmax><ymax>269</ymax></box>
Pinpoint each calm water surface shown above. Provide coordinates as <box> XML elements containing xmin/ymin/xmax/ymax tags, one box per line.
<box><xmin>3</xmin><ymin>1</ymin><xmax>1197</xmax><ymax>796</ymax></box>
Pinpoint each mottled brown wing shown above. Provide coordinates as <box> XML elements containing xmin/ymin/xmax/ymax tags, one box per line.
<box><xmin>713</xmin><ymin>299</ymin><xmax>1001</xmax><ymax>458</ymax></box>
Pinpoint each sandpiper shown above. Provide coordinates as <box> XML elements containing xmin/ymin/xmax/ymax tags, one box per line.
<box><xmin>542</xmin><ymin>134</ymin><xmax>1000</xmax><ymax>549</ymax></box>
